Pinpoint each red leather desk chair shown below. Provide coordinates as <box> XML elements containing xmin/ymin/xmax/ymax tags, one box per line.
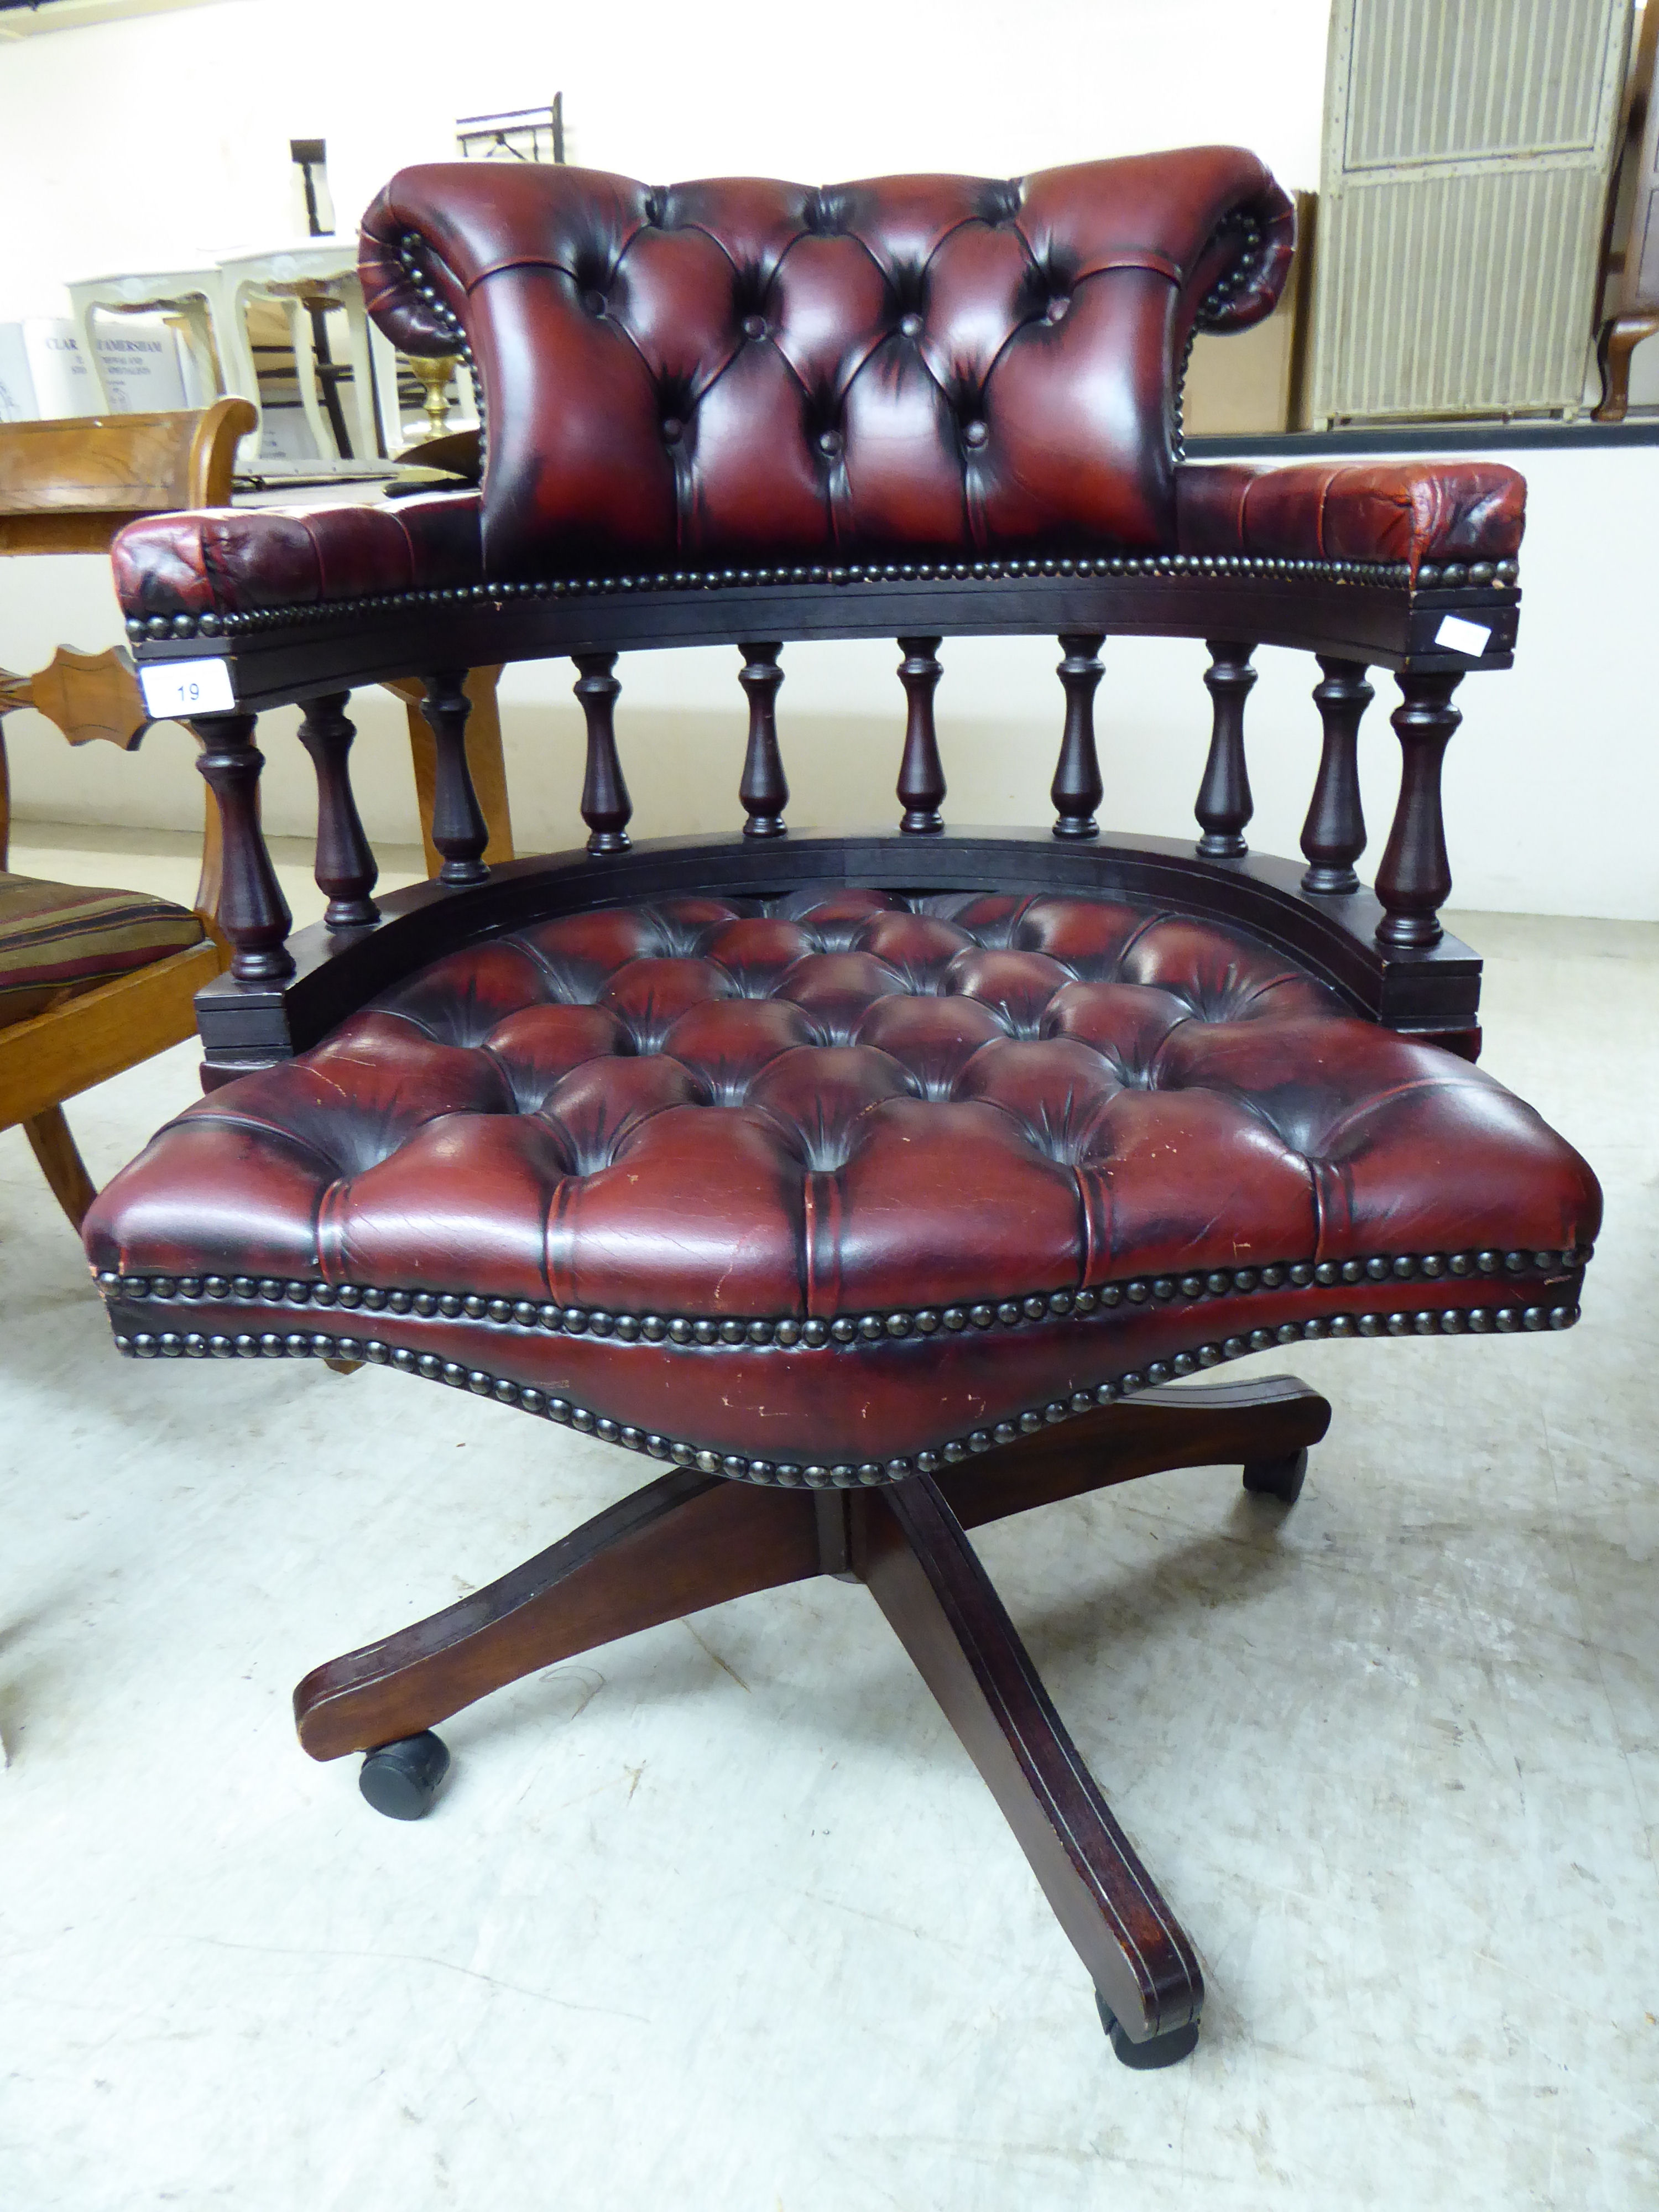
<box><xmin>85</xmin><ymin>150</ymin><xmax>1600</xmax><ymax>2069</ymax></box>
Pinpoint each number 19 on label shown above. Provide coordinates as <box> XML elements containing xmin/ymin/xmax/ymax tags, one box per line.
<box><xmin>138</xmin><ymin>658</ymin><xmax>237</xmax><ymax>718</ymax></box>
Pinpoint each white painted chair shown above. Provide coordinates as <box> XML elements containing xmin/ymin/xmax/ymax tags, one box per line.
<box><xmin>66</xmin><ymin>267</ymin><xmax>229</xmax><ymax>419</ymax></box>
<box><xmin>213</xmin><ymin>244</ymin><xmax>383</xmax><ymax>471</ymax></box>
<box><xmin>68</xmin><ymin>246</ymin><xmax>436</xmax><ymax>475</ymax></box>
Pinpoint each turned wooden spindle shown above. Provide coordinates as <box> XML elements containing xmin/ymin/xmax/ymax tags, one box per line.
<box><xmin>737</xmin><ymin>641</ymin><xmax>787</xmax><ymax>837</ymax></box>
<box><xmin>896</xmin><ymin>634</ymin><xmax>945</xmax><ymax>833</ymax></box>
<box><xmin>572</xmin><ymin>650</ymin><xmax>632</xmax><ymax>853</ymax></box>
<box><xmin>1194</xmin><ymin>639</ymin><xmax>1258</xmax><ymax>857</ymax></box>
<box><xmin>1300</xmin><ymin>658</ymin><xmax>1373</xmax><ymax>896</ymax></box>
<box><xmin>418</xmin><ymin>670</ymin><xmax>489</xmax><ymax>884</ymax></box>
<box><xmin>189</xmin><ymin>712</ymin><xmax>293</xmax><ymax>980</ymax></box>
<box><xmin>296</xmin><ymin>691</ymin><xmax>379</xmax><ymax>926</ymax></box>
<box><xmin>1375</xmin><ymin>670</ymin><xmax>1462</xmax><ymax>948</ymax></box>
<box><xmin>1050</xmin><ymin>631</ymin><xmax>1105</xmax><ymax>838</ymax></box>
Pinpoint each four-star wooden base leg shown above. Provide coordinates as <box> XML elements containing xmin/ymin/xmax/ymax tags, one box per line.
<box><xmin>293</xmin><ymin>1374</ymin><xmax>1332</xmax><ymax>2065</ymax></box>
<box><xmin>853</xmin><ymin>1470</ymin><xmax>1205</xmax><ymax>2054</ymax></box>
<box><xmin>293</xmin><ymin>1463</ymin><xmax>823</xmax><ymax>1760</ymax></box>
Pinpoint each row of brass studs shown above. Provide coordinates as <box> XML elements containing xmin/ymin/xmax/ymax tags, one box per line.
<box><xmin>127</xmin><ymin>549</ymin><xmax>1441</xmax><ymax>643</ymax></box>
<box><xmin>96</xmin><ymin>1244</ymin><xmax>1589</xmax><ymax>1345</ymax></box>
<box><xmin>1195</xmin><ymin>216</ymin><xmax>1265</xmax><ymax>327</ymax></box>
<box><xmin>394</xmin><ymin>233</ymin><xmax>484</xmax><ymax>451</ymax></box>
<box><xmin>112</xmin><ymin>1297</ymin><xmax>1583</xmax><ymax>1490</ymax></box>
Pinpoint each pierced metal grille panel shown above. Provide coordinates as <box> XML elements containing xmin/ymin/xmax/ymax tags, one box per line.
<box><xmin>1311</xmin><ymin>0</ymin><xmax>1631</xmax><ymax>422</ymax></box>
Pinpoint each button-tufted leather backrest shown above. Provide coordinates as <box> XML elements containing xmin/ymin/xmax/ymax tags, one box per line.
<box><xmin>359</xmin><ymin>150</ymin><xmax>1293</xmax><ymax>580</ymax></box>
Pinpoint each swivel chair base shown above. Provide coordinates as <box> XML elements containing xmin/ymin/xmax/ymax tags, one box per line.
<box><xmin>315</xmin><ymin>1374</ymin><xmax>1332</xmax><ymax>2062</ymax></box>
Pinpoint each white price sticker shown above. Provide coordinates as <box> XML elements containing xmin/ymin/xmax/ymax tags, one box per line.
<box><xmin>1433</xmin><ymin>614</ymin><xmax>1491</xmax><ymax>658</ymax></box>
<box><xmin>139</xmin><ymin>656</ymin><xmax>236</xmax><ymax>719</ymax></box>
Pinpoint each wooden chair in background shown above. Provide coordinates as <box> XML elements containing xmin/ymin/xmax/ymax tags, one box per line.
<box><xmin>0</xmin><ymin>398</ymin><xmax>512</xmax><ymax>1228</ymax></box>
<box><xmin>0</xmin><ymin>401</ymin><xmax>252</xmax><ymax>1225</ymax></box>
<box><xmin>0</xmin><ymin>398</ymin><xmax>253</xmax><ymax>552</ymax></box>
<box><xmin>1595</xmin><ymin>1</ymin><xmax>1659</xmax><ymax>421</ymax></box>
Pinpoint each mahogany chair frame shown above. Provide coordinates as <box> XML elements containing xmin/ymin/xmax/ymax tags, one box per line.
<box><xmin>103</xmin><ymin>533</ymin><xmax>1523</xmax><ymax>2065</ymax></box>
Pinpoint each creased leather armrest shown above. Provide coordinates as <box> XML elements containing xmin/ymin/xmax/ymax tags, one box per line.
<box><xmin>1176</xmin><ymin>460</ymin><xmax>1524</xmax><ymax>576</ymax></box>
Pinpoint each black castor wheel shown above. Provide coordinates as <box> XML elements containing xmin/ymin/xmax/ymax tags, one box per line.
<box><xmin>359</xmin><ymin>1730</ymin><xmax>451</xmax><ymax>1820</ymax></box>
<box><xmin>1242</xmin><ymin>1446</ymin><xmax>1308</xmax><ymax>1504</ymax></box>
<box><xmin>1095</xmin><ymin>1988</ymin><xmax>1201</xmax><ymax>2069</ymax></box>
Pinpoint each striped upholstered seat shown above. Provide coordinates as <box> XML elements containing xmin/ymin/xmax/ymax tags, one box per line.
<box><xmin>0</xmin><ymin>871</ymin><xmax>205</xmax><ymax>1026</ymax></box>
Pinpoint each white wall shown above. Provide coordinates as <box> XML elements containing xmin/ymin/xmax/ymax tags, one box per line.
<box><xmin>1</xmin><ymin>0</ymin><xmax>1654</xmax><ymax>920</ymax></box>
<box><xmin>0</xmin><ymin>0</ymin><xmax>1330</xmax><ymax>317</ymax></box>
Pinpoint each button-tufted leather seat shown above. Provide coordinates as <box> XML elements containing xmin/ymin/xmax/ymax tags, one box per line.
<box><xmin>88</xmin><ymin>885</ymin><xmax>1598</xmax><ymax>1477</ymax></box>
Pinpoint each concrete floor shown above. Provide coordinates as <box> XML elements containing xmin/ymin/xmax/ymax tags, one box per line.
<box><xmin>1</xmin><ymin>834</ymin><xmax>1656</xmax><ymax>2209</ymax></box>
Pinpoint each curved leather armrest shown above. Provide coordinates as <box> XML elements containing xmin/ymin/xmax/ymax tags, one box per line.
<box><xmin>1176</xmin><ymin>460</ymin><xmax>1525</xmax><ymax>578</ymax></box>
